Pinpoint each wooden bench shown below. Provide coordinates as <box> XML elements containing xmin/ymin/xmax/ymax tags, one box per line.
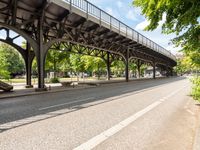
<box><xmin>0</xmin><ymin>81</ymin><xmax>13</xmax><ymax>92</ymax></box>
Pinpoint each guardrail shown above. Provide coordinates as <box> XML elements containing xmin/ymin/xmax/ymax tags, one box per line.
<box><xmin>63</xmin><ymin>0</ymin><xmax>176</xmax><ymax>61</ymax></box>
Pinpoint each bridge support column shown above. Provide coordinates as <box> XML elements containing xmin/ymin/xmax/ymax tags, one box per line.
<box><xmin>165</xmin><ymin>67</ymin><xmax>172</xmax><ymax>77</ymax></box>
<box><xmin>25</xmin><ymin>43</ymin><xmax>33</xmax><ymax>88</ymax></box>
<box><xmin>106</xmin><ymin>52</ymin><xmax>111</xmax><ymax>81</ymax></box>
<box><xmin>168</xmin><ymin>67</ymin><xmax>173</xmax><ymax>76</ymax></box>
<box><xmin>137</xmin><ymin>59</ymin><xmax>141</xmax><ymax>78</ymax></box>
<box><xmin>36</xmin><ymin>47</ymin><xmax>46</xmax><ymax>91</ymax></box>
<box><xmin>153</xmin><ymin>63</ymin><xmax>156</xmax><ymax>79</ymax></box>
<box><xmin>35</xmin><ymin>17</ymin><xmax>47</xmax><ymax>91</ymax></box>
<box><xmin>160</xmin><ymin>66</ymin><xmax>165</xmax><ymax>77</ymax></box>
<box><xmin>125</xmin><ymin>49</ymin><xmax>129</xmax><ymax>82</ymax></box>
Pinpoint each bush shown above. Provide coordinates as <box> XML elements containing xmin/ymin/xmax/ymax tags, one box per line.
<box><xmin>191</xmin><ymin>76</ymin><xmax>200</xmax><ymax>101</ymax></box>
<box><xmin>50</xmin><ymin>77</ymin><xmax>60</xmax><ymax>83</ymax></box>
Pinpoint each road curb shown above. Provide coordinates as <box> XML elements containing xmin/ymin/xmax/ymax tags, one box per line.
<box><xmin>0</xmin><ymin>86</ymin><xmax>93</xmax><ymax>100</ymax></box>
<box><xmin>0</xmin><ymin>80</ymin><xmax>128</xmax><ymax>100</ymax></box>
<box><xmin>0</xmin><ymin>80</ymin><xmax>130</xmax><ymax>100</ymax></box>
<box><xmin>0</xmin><ymin>77</ymin><xmax>173</xmax><ymax>100</ymax></box>
<box><xmin>0</xmin><ymin>80</ymin><xmax>130</xmax><ymax>99</ymax></box>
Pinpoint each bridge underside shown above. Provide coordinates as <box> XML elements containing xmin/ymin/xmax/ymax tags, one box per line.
<box><xmin>0</xmin><ymin>0</ymin><xmax>176</xmax><ymax>90</ymax></box>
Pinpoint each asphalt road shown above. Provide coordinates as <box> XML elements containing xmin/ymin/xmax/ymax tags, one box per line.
<box><xmin>0</xmin><ymin>77</ymin><xmax>199</xmax><ymax>150</ymax></box>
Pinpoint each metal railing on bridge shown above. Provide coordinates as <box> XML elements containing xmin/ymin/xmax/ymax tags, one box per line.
<box><xmin>63</xmin><ymin>0</ymin><xmax>176</xmax><ymax>61</ymax></box>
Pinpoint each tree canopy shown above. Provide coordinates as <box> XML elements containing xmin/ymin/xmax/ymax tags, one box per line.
<box><xmin>0</xmin><ymin>42</ymin><xmax>149</xmax><ymax>81</ymax></box>
<box><xmin>133</xmin><ymin>0</ymin><xmax>200</xmax><ymax>51</ymax></box>
<box><xmin>0</xmin><ymin>43</ymin><xmax>25</xmax><ymax>79</ymax></box>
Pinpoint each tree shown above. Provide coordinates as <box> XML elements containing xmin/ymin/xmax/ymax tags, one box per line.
<box><xmin>111</xmin><ymin>60</ymin><xmax>125</xmax><ymax>77</ymax></box>
<box><xmin>129</xmin><ymin>62</ymin><xmax>137</xmax><ymax>77</ymax></box>
<box><xmin>70</xmin><ymin>54</ymin><xmax>86</xmax><ymax>81</ymax></box>
<box><xmin>186</xmin><ymin>51</ymin><xmax>200</xmax><ymax>69</ymax></box>
<box><xmin>133</xmin><ymin>0</ymin><xmax>200</xmax><ymax>51</ymax></box>
<box><xmin>70</xmin><ymin>54</ymin><xmax>106</xmax><ymax>80</ymax></box>
<box><xmin>140</xmin><ymin>64</ymin><xmax>148</xmax><ymax>76</ymax></box>
<box><xmin>175</xmin><ymin>59</ymin><xmax>188</xmax><ymax>75</ymax></box>
<box><xmin>0</xmin><ymin>51</ymin><xmax>9</xmax><ymax>79</ymax></box>
<box><xmin>45</xmin><ymin>49</ymin><xmax>70</xmax><ymax>77</ymax></box>
<box><xmin>0</xmin><ymin>43</ymin><xmax>25</xmax><ymax>79</ymax></box>
<box><xmin>91</xmin><ymin>57</ymin><xmax>106</xmax><ymax>79</ymax></box>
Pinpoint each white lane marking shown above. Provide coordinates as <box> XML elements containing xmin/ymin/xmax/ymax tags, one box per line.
<box><xmin>39</xmin><ymin>97</ymin><xmax>94</xmax><ymax>111</ymax></box>
<box><xmin>186</xmin><ymin>109</ymin><xmax>195</xmax><ymax>115</ymax></box>
<box><xmin>73</xmin><ymin>86</ymin><xmax>187</xmax><ymax>150</ymax></box>
<box><xmin>184</xmin><ymin>100</ymin><xmax>190</xmax><ymax>109</ymax></box>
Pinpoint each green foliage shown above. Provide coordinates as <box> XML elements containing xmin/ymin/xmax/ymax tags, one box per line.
<box><xmin>133</xmin><ymin>0</ymin><xmax>200</xmax><ymax>33</ymax></box>
<box><xmin>31</xmin><ymin>58</ymin><xmax>38</xmax><ymax>75</ymax></box>
<box><xmin>133</xmin><ymin>0</ymin><xmax>200</xmax><ymax>101</ymax></box>
<box><xmin>70</xmin><ymin>54</ymin><xmax>86</xmax><ymax>73</ymax></box>
<box><xmin>174</xmin><ymin>59</ymin><xmax>185</xmax><ymax>75</ymax></box>
<box><xmin>175</xmin><ymin>56</ymin><xmax>192</xmax><ymax>75</ymax></box>
<box><xmin>140</xmin><ymin>64</ymin><xmax>148</xmax><ymax>76</ymax></box>
<box><xmin>191</xmin><ymin>77</ymin><xmax>200</xmax><ymax>101</ymax></box>
<box><xmin>129</xmin><ymin>63</ymin><xmax>137</xmax><ymax>72</ymax></box>
<box><xmin>49</xmin><ymin>77</ymin><xmax>60</xmax><ymax>83</ymax></box>
<box><xmin>0</xmin><ymin>43</ymin><xmax>25</xmax><ymax>79</ymax></box>
<box><xmin>0</xmin><ymin>51</ymin><xmax>10</xmax><ymax>79</ymax></box>
<box><xmin>46</xmin><ymin>50</ymin><xmax>70</xmax><ymax>73</ymax></box>
<box><xmin>133</xmin><ymin>0</ymin><xmax>200</xmax><ymax>52</ymax></box>
<box><xmin>111</xmin><ymin>60</ymin><xmax>125</xmax><ymax>77</ymax></box>
<box><xmin>185</xmin><ymin>51</ymin><xmax>200</xmax><ymax>69</ymax></box>
<box><xmin>174</xmin><ymin>53</ymin><xmax>200</xmax><ymax>75</ymax></box>
<box><xmin>88</xmin><ymin>56</ymin><xmax>106</xmax><ymax>75</ymax></box>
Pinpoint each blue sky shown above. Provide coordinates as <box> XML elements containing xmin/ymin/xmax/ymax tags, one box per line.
<box><xmin>88</xmin><ymin>0</ymin><xmax>181</xmax><ymax>54</ymax></box>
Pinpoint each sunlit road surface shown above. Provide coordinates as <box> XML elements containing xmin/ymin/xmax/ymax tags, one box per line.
<box><xmin>0</xmin><ymin>77</ymin><xmax>199</xmax><ymax>150</ymax></box>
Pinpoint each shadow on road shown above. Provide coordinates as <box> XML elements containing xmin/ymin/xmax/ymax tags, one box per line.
<box><xmin>0</xmin><ymin>77</ymin><xmax>187</xmax><ymax>133</ymax></box>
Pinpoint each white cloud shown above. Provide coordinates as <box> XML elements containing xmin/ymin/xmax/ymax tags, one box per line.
<box><xmin>88</xmin><ymin>0</ymin><xmax>116</xmax><ymax>7</ymax></box>
<box><xmin>134</xmin><ymin>17</ymin><xmax>181</xmax><ymax>54</ymax></box>
<box><xmin>135</xmin><ymin>19</ymin><xmax>149</xmax><ymax>30</ymax></box>
<box><xmin>126</xmin><ymin>9</ymin><xmax>139</xmax><ymax>21</ymax></box>
<box><xmin>88</xmin><ymin>0</ymin><xmax>143</xmax><ymax>25</ymax></box>
<box><xmin>166</xmin><ymin>45</ymin><xmax>182</xmax><ymax>55</ymax></box>
<box><xmin>105</xmin><ymin>7</ymin><xmax>113</xmax><ymax>16</ymax></box>
<box><xmin>157</xmin><ymin>13</ymin><xmax>166</xmax><ymax>28</ymax></box>
<box><xmin>135</xmin><ymin>13</ymin><xmax>166</xmax><ymax>31</ymax></box>
<box><xmin>105</xmin><ymin>7</ymin><xmax>121</xmax><ymax>18</ymax></box>
<box><xmin>116</xmin><ymin>1</ymin><xmax>123</xmax><ymax>8</ymax></box>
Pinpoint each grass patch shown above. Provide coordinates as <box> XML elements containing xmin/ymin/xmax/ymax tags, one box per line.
<box><xmin>49</xmin><ymin>77</ymin><xmax>60</xmax><ymax>83</ymax></box>
<box><xmin>1</xmin><ymin>78</ymin><xmax>26</xmax><ymax>83</ymax></box>
<box><xmin>191</xmin><ymin>76</ymin><xmax>200</xmax><ymax>102</ymax></box>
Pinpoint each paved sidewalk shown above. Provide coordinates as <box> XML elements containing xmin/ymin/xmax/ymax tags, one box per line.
<box><xmin>0</xmin><ymin>79</ymin><xmax>130</xmax><ymax>99</ymax></box>
<box><xmin>193</xmin><ymin>103</ymin><xmax>200</xmax><ymax>150</ymax></box>
<box><xmin>0</xmin><ymin>84</ymin><xmax>92</xmax><ymax>99</ymax></box>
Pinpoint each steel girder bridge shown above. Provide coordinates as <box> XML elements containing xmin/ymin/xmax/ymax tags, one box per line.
<box><xmin>0</xmin><ymin>0</ymin><xmax>176</xmax><ymax>90</ymax></box>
